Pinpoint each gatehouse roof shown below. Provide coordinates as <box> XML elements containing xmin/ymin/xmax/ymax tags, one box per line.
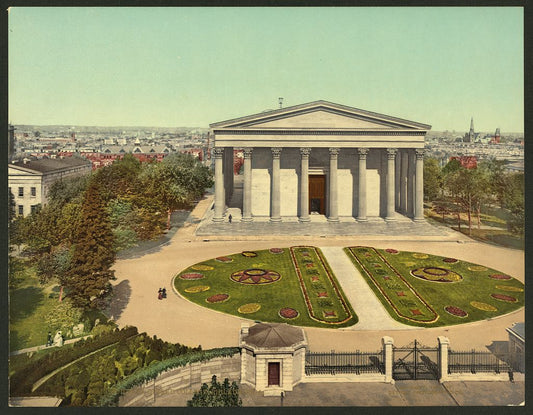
<box><xmin>243</xmin><ymin>322</ymin><xmax>305</xmax><ymax>348</ymax></box>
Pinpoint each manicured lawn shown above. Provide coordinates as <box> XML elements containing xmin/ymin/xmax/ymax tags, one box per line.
<box><xmin>173</xmin><ymin>246</ymin><xmax>357</xmax><ymax>328</ymax></box>
<box><xmin>345</xmin><ymin>246</ymin><xmax>524</xmax><ymax>327</ymax></box>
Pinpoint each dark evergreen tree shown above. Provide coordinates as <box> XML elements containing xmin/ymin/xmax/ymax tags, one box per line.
<box><xmin>66</xmin><ymin>182</ymin><xmax>116</xmax><ymax>309</ymax></box>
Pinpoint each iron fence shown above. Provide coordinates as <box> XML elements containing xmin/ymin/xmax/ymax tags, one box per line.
<box><xmin>448</xmin><ymin>349</ymin><xmax>511</xmax><ymax>374</ymax></box>
<box><xmin>305</xmin><ymin>350</ymin><xmax>384</xmax><ymax>375</ymax></box>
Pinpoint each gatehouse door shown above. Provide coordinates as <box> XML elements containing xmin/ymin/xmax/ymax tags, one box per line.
<box><xmin>268</xmin><ymin>362</ymin><xmax>280</xmax><ymax>386</ymax></box>
<box><xmin>393</xmin><ymin>340</ymin><xmax>440</xmax><ymax>380</ymax></box>
<box><xmin>309</xmin><ymin>175</ymin><xmax>326</xmax><ymax>214</ymax></box>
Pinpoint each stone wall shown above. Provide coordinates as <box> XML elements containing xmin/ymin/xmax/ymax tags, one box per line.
<box><xmin>119</xmin><ymin>354</ymin><xmax>241</xmax><ymax>407</ymax></box>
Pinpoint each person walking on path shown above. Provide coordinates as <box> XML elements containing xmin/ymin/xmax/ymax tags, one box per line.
<box><xmin>158</xmin><ymin>288</ymin><xmax>163</xmax><ymax>300</ymax></box>
<box><xmin>46</xmin><ymin>332</ymin><xmax>52</xmax><ymax>347</ymax></box>
<box><xmin>228</xmin><ymin>214</ymin><xmax>232</xmax><ymax>224</ymax></box>
<box><xmin>162</xmin><ymin>288</ymin><xmax>167</xmax><ymax>299</ymax></box>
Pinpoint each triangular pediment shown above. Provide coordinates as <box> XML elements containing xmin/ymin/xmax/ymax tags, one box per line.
<box><xmin>211</xmin><ymin>101</ymin><xmax>431</xmax><ymax>130</ymax></box>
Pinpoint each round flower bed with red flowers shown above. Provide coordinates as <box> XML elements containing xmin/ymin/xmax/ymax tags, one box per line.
<box><xmin>444</xmin><ymin>306</ymin><xmax>468</xmax><ymax>317</ymax></box>
<box><xmin>279</xmin><ymin>307</ymin><xmax>299</xmax><ymax>319</ymax></box>
<box><xmin>269</xmin><ymin>248</ymin><xmax>284</xmax><ymax>254</ymax></box>
<box><xmin>489</xmin><ymin>274</ymin><xmax>512</xmax><ymax>280</ymax></box>
<box><xmin>242</xmin><ymin>251</ymin><xmax>258</xmax><ymax>257</ymax></box>
<box><xmin>443</xmin><ymin>258</ymin><xmax>458</xmax><ymax>263</ymax></box>
<box><xmin>491</xmin><ymin>293</ymin><xmax>517</xmax><ymax>302</ymax></box>
<box><xmin>215</xmin><ymin>256</ymin><xmax>233</xmax><ymax>263</ymax></box>
<box><xmin>180</xmin><ymin>273</ymin><xmax>205</xmax><ymax>280</ymax></box>
<box><xmin>411</xmin><ymin>267</ymin><xmax>462</xmax><ymax>283</ymax></box>
<box><xmin>206</xmin><ymin>293</ymin><xmax>229</xmax><ymax>303</ymax></box>
<box><xmin>385</xmin><ymin>248</ymin><xmax>399</xmax><ymax>254</ymax></box>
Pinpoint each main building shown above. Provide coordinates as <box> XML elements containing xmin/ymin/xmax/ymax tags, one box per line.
<box><xmin>210</xmin><ymin>101</ymin><xmax>430</xmax><ymax>223</ymax></box>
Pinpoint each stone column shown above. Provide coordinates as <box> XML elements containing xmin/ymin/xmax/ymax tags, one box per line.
<box><xmin>395</xmin><ymin>150</ymin><xmax>401</xmax><ymax>210</ymax></box>
<box><xmin>357</xmin><ymin>148</ymin><xmax>368</xmax><ymax>222</ymax></box>
<box><xmin>328</xmin><ymin>148</ymin><xmax>339</xmax><ymax>222</ymax></box>
<box><xmin>414</xmin><ymin>149</ymin><xmax>425</xmax><ymax>222</ymax></box>
<box><xmin>385</xmin><ymin>148</ymin><xmax>397</xmax><ymax>221</ymax></box>
<box><xmin>270</xmin><ymin>148</ymin><xmax>282</xmax><ymax>222</ymax></box>
<box><xmin>408</xmin><ymin>150</ymin><xmax>416</xmax><ymax>218</ymax></box>
<box><xmin>400</xmin><ymin>150</ymin><xmax>408</xmax><ymax>214</ymax></box>
<box><xmin>438</xmin><ymin>336</ymin><xmax>450</xmax><ymax>382</ymax></box>
<box><xmin>382</xmin><ymin>336</ymin><xmax>394</xmax><ymax>384</ymax></box>
<box><xmin>299</xmin><ymin>148</ymin><xmax>311</xmax><ymax>222</ymax></box>
<box><xmin>242</xmin><ymin>148</ymin><xmax>253</xmax><ymax>222</ymax></box>
<box><xmin>213</xmin><ymin>147</ymin><xmax>225</xmax><ymax>222</ymax></box>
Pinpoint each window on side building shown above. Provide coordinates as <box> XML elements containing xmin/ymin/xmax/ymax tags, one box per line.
<box><xmin>18</xmin><ymin>205</ymin><xmax>23</xmax><ymax>215</ymax></box>
<box><xmin>18</xmin><ymin>187</ymin><xmax>24</xmax><ymax>197</ymax></box>
<box><xmin>30</xmin><ymin>205</ymin><xmax>37</xmax><ymax>214</ymax></box>
<box><xmin>31</xmin><ymin>187</ymin><xmax>36</xmax><ymax>197</ymax></box>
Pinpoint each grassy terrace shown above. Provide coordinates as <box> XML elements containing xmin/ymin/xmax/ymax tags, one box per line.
<box><xmin>345</xmin><ymin>246</ymin><xmax>524</xmax><ymax>327</ymax></box>
<box><xmin>173</xmin><ymin>246</ymin><xmax>357</xmax><ymax>328</ymax></box>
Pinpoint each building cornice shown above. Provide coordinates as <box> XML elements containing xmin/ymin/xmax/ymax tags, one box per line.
<box><xmin>214</xmin><ymin>129</ymin><xmax>426</xmax><ymax>136</ymax></box>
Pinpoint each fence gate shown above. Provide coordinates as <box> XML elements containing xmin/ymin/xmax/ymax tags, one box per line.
<box><xmin>393</xmin><ymin>340</ymin><xmax>440</xmax><ymax>380</ymax></box>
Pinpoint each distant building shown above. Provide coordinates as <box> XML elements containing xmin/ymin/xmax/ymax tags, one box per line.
<box><xmin>8</xmin><ymin>156</ymin><xmax>92</xmax><ymax>216</ymax></box>
<box><xmin>506</xmin><ymin>322</ymin><xmax>524</xmax><ymax>372</ymax></box>
<box><xmin>8</xmin><ymin>124</ymin><xmax>16</xmax><ymax>162</ymax></box>
<box><xmin>450</xmin><ymin>156</ymin><xmax>478</xmax><ymax>169</ymax></box>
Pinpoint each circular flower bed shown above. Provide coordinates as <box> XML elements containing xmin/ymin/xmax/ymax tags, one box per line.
<box><xmin>242</xmin><ymin>251</ymin><xmax>258</xmax><ymax>257</ymax></box>
<box><xmin>191</xmin><ymin>264</ymin><xmax>214</xmax><ymax>271</ymax></box>
<box><xmin>184</xmin><ymin>285</ymin><xmax>210</xmax><ymax>293</ymax></box>
<box><xmin>444</xmin><ymin>306</ymin><xmax>468</xmax><ymax>317</ymax></box>
<box><xmin>412</xmin><ymin>253</ymin><xmax>429</xmax><ymax>259</ymax></box>
<box><xmin>230</xmin><ymin>269</ymin><xmax>281</xmax><ymax>284</ymax></box>
<box><xmin>215</xmin><ymin>256</ymin><xmax>233</xmax><ymax>263</ymax></box>
<box><xmin>491</xmin><ymin>293</ymin><xmax>517</xmax><ymax>303</ymax></box>
<box><xmin>411</xmin><ymin>267</ymin><xmax>462</xmax><ymax>283</ymax></box>
<box><xmin>238</xmin><ymin>303</ymin><xmax>261</xmax><ymax>314</ymax></box>
<box><xmin>385</xmin><ymin>248</ymin><xmax>399</xmax><ymax>254</ymax></box>
<box><xmin>495</xmin><ymin>285</ymin><xmax>523</xmax><ymax>292</ymax></box>
<box><xmin>489</xmin><ymin>274</ymin><xmax>511</xmax><ymax>280</ymax></box>
<box><xmin>180</xmin><ymin>273</ymin><xmax>205</xmax><ymax>280</ymax></box>
<box><xmin>443</xmin><ymin>258</ymin><xmax>458</xmax><ymax>263</ymax></box>
<box><xmin>470</xmin><ymin>301</ymin><xmax>497</xmax><ymax>312</ymax></box>
<box><xmin>468</xmin><ymin>265</ymin><xmax>488</xmax><ymax>272</ymax></box>
<box><xmin>206</xmin><ymin>293</ymin><xmax>229</xmax><ymax>303</ymax></box>
<box><xmin>279</xmin><ymin>307</ymin><xmax>299</xmax><ymax>319</ymax></box>
<box><xmin>402</xmin><ymin>261</ymin><xmax>417</xmax><ymax>267</ymax></box>
<box><xmin>269</xmin><ymin>248</ymin><xmax>284</xmax><ymax>254</ymax></box>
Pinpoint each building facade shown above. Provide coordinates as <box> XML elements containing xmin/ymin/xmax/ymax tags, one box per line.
<box><xmin>210</xmin><ymin>101</ymin><xmax>430</xmax><ymax>223</ymax></box>
<box><xmin>8</xmin><ymin>156</ymin><xmax>92</xmax><ymax>216</ymax></box>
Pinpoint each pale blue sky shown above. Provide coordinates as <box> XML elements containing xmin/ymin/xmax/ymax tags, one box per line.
<box><xmin>9</xmin><ymin>7</ymin><xmax>523</xmax><ymax>132</ymax></box>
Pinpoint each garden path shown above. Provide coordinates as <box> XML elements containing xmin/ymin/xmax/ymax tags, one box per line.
<box><xmin>319</xmin><ymin>247</ymin><xmax>410</xmax><ymax>331</ymax></box>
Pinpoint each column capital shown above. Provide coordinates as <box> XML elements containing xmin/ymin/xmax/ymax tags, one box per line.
<box><xmin>300</xmin><ymin>147</ymin><xmax>311</xmax><ymax>157</ymax></box>
<box><xmin>329</xmin><ymin>147</ymin><xmax>340</xmax><ymax>157</ymax></box>
<box><xmin>386</xmin><ymin>148</ymin><xmax>398</xmax><ymax>159</ymax></box>
<box><xmin>415</xmin><ymin>149</ymin><xmax>425</xmax><ymax>160</ymax></box>
<box><xmin>357</xmin><ymin>148</ymin><xmax>369</xmax><ymax>159</ymax></box>
<box><xmin>271</xmin><ymin>147</ymin><xmax>282</xmax><ymax>158</ymax></box>
<box><xmin>243</xmin><ymin>147</ymin><xmax>253</xmax><ymax>158</ymax></box>
<box><xmin>214</xmin><ymin>147</ymin><xmax>224</xmax><ymax>158</ymax></box>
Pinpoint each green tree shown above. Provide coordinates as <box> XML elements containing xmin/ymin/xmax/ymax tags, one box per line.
<box><xmin>503</xmin><ymin>172</ymin><xmax>524</xmax><ymax>236</ymax></box>
<box><xmin>423</xmin><ymin>157</ymin><xmax>443</xmax><ymax>201</ymax></box>
<box><xmin>187</xmin><ymin>375</ymin><xmax>242</xmax><ymax>407</ymax></box>
<box><xmin>66</xmin><ymin>182</ymin><xmax>116</xmax><ymax>309</ymax></box>
<box><xmin>48</xmin><ymin>174</ymin><xmax>90</xmax><ymax>207</ymax></box>
<box><xmin>93</xmin><ymin>154</ymin><xmax>142</xmax><ymax>202</ymax></box>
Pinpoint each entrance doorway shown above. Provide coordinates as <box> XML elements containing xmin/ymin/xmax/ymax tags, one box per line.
<box><xmin>309</xmin><ymin>175</ymin><xmax>326</xmax><ymax>214</ymax></box>
<box><xmin>268</xmin><ymin>362</ymin><xmax>280</xmax><ymax>386</ymax></box>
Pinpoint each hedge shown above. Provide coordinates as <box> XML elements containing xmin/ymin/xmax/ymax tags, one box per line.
<box><xmin>10</xmin><ymin>326</ymin><xmax>138</xmax><ymax>396</ymax></box>
<box><xmin>99</xmin><ymin>347</ymin><xmax>241</xmax><ymax>406</ymax></box>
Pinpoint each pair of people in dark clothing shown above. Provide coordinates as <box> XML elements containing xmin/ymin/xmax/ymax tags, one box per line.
<box><xmin>158</xmin><ymin>287</ymin><xmax>167</xmax><ymax>300</ymax></box>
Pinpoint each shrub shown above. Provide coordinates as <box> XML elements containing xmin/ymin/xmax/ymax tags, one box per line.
<box><xmin>187</xmin><ymin>375</ymin><xmax>242</xmax><ymax>407</ymax></box>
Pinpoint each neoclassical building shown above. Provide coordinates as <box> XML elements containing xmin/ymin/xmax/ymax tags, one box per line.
<box><xmin>210</xmin><ymin>101</ymin><xmax>430</xmax><ymax>223</ymax></box>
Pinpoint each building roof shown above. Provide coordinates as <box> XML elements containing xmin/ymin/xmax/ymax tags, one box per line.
<box><xmin>507</xmin><ymin>322</ymin><xmax>525</xmax><ymax>342</ymax></box>
<box><xmin>243</xmin><ymin>323</ymin><xmax>305</xmax><ymax>348</ymax></box>
<box><xmin>9</xmin><ymin>157</ymin><xmax>91</xmax><ymax>174</ymax></box>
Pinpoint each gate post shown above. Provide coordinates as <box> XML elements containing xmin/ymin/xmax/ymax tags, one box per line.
<box><xmin>437</xmin><ymin>336</ymin><xmax>450</xmax><ymax>382</ymax></box>
<box><xmin>382</xmin><ymin>336</ymin><xmax>394</xmax><ymax>383</ymax></box>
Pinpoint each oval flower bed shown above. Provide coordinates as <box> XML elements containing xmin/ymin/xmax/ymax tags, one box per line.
<box><xmin>468</xmin><ymin>265</ymin><xmax>488</xmax><ymax>272</ymax></box>
<box><xmin>279</xmin><ymin>307</ymin><xmax>299</xmax><ymax>319</ymax></box>
<box><xmin>180</xmin><ymin>273</ymin><xmax>205</xmax><ymax>280</ymax></box>
<box><xmin>269</xmin><ymin>248</ymin><xmax>284</xmax><ymax>254</ymax></box>
<box><xmin>206</xmin><ymin>293</ymin><xmax>230</xmax><ymax>303</ymax></box>
<box><xmin>443</xmin><ymin>258</ymin><xmax>458</xmax><ymax>263</ymax></box>
<box><xmin>411</xmin><ymin>267</ymin><xmax>462</xmax><ymax>283</ymax></box>
<box><xmin>385</xmin><ymin>249</ymin><xmax>399</xmax><ymax>254</ymax></box>
<box><xmin>470</xmin><ymin>301</ymin><xmax>497</xmax><ymax>312</ymax></box>
<box><xmin>489</xmin><ymin>274</ymin><xmax>511</xmax><ymax>280</ymax></box>
<box><xmin>184</xmin><ymin>285</ymin><xmax>210</xmax><ymax>293</ymax></box>
<box><xmin>495</xmin><ymin>285</ymin><xmax>523</xmax><ymax>292</ymax></box>
<box><xmin>490</xmin><ymin>293</ymin><xmax>517</xmax><ymax>303</ymax></box>
<box><xmin>444</xmin><ymin>306</ymin><xmax>468</xmax><ymax>318</ymax></box>
<box><xmin>215</xmin><ymin>256</ymin><xmax>233</xmax><ymax>263</ymax></box>
<box><xmin>238</xmin><ymin>303</ymin><xmax>261</xmax><ymax>314</ymax></box>
<box><xmin>242</xmin><ymin>251</ymin><xmax>258</xmax><ymax>257</ymax></box>
<box><xmin>191</xmin><ymin>264</ymin><xmax>214</xmax><ymax>271</ymax></box>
